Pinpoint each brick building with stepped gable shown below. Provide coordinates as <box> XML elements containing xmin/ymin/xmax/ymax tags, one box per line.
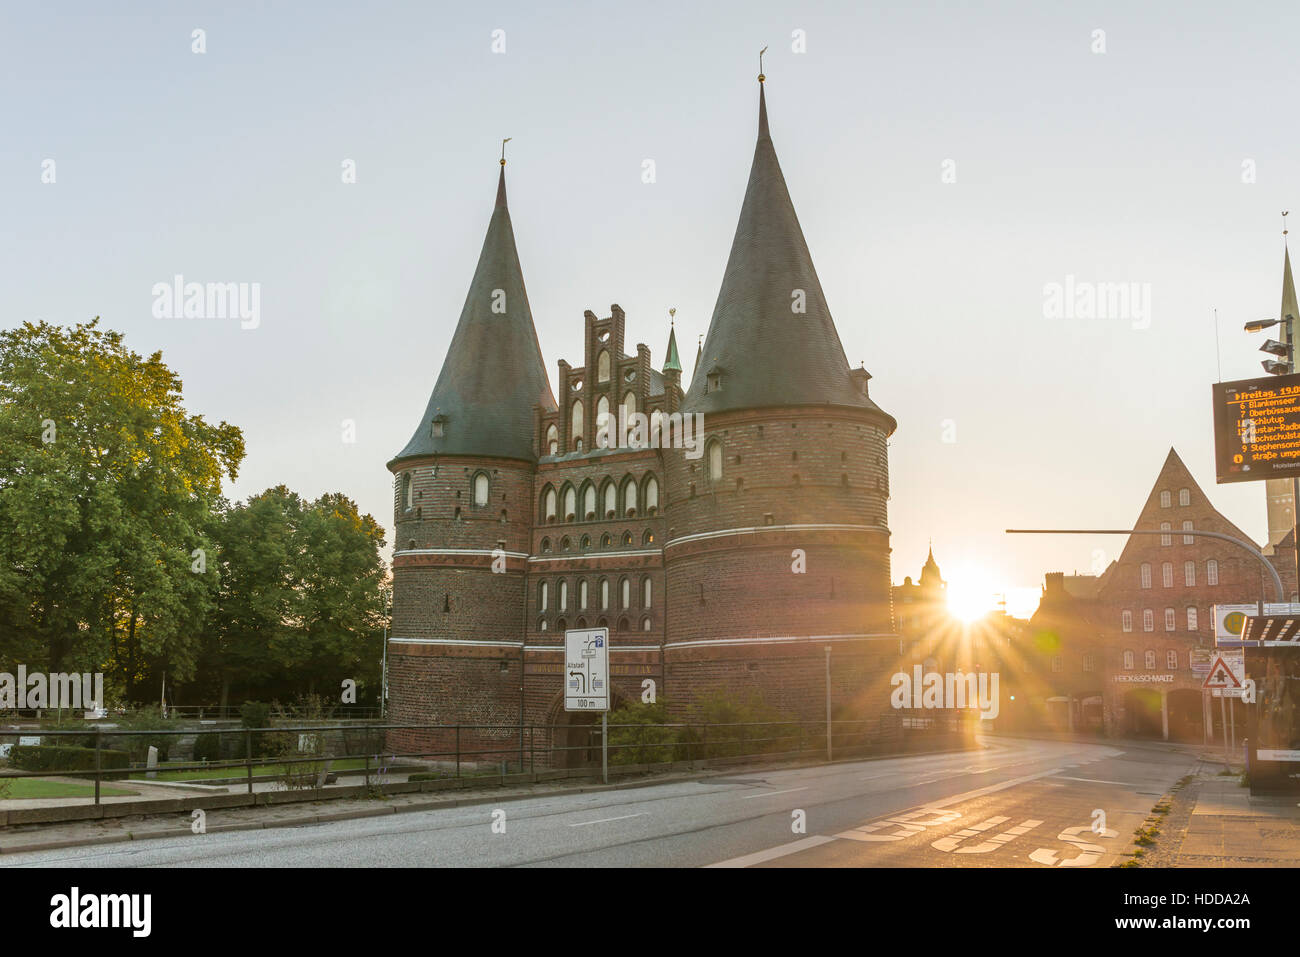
<box><xmin>386</xmin><ymin>75</ymin><xmax>900</xmax><ymax>767</ymax></box>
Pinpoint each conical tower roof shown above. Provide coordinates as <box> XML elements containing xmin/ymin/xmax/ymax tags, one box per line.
<box><xmin>684</xmin><ymin>79</ymin><xmax>892</xmax><ymax>427</ymax></box>
<box><xmin>390</xmin><ymin>165</ymin><xmax>556</xmax><ymax>467</ymax></box>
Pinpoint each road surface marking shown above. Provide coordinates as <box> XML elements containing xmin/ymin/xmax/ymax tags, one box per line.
<box><xmin>568</xmin><ymin>813</ymin><xmax>646</xmax><ymax>827</ymax></box>
<box><xmin>1053</xmin><ymin>775</ymin><xmax>1136</xmax><ymax>786</ymax></box>
<box><xmin>740</xmin><ymin>787</ymin><xmax>809</xmax><ymax>800</ymax></box>
<box><xmin>954</xmin><ymin>819</ymin><xmax>1044</xmax><ymax>854</ymax></box>
<box><xmin>705</xmin><ymin>836</ymin><xmax>836</xmax><ymax>868</ymax></box>
<box><xmin>930</xmin><ymin>815</ymin><xmax>1009</xmax><ymax>852</ymax></box>
<box><xmin>706</xmin><ymin>765</ymin><xmax>1066</xmax><ymax>867</ymax></box>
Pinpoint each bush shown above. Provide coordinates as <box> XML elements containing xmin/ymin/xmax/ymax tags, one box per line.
<box><xmin>607</xmin><ymin>702</ymin><xmax>678</xmax><ymax>765</ymax></box>
<box><xmin>267</xmin><ymin>695</ymin><xmax>330</xmax><ymax>790</ymax></box>
<box><xmin>682</xmin><ymin>691</ymin><xmax>799</xmax><ymax>760</ymax></box>
<box><xmin>9</xmin><ymin>745</ymin><xmax>130</xmax><ymax>779</ymax></box>
<box><xmin>192</xmin><ymin>732</ymin><xmax>223</xmax><ymax>764</ymax></box>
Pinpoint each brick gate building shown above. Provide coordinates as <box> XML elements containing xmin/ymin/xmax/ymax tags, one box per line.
<box><xmin>384</xmin><ymin>77</ymin><xmax>901</xmax><ymax>765</ymax></box>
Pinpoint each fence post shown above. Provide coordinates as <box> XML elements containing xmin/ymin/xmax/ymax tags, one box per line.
<box><xmin>455</xmin><ymin>725</ymin><xmax>461</xmax><ymax>779</ymax></box>
<box><xmin>245</xmin><ymin>728</ymin><xmax>254</xmax><ymax>798</ymax></box>
<box><xmin>94</xmin><ymin>730</ymin><xmax>102</xmax><ymax>805</ymax></box>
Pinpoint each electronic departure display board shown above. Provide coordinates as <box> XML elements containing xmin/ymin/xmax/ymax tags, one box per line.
<box><xmin>1213</xmin><ymin>372</ymin><xmax>1300</xmax><ymax>484</ymax></box>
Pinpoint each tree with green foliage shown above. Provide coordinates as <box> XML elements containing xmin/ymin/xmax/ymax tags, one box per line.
<box><xmin>0</xmin><ymin>320</ymin><xmax>244</xmax><ymax>694</ymax></box>
<box><xmin>204</xmin><ymin>487</ymin><xmax>385</xmax><ymax>704</ymax></box>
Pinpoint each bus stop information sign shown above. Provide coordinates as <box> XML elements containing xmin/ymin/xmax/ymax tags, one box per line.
<box><xmin>1212</xmin><ymin>372</ymin><xmax>1300</xmax><ymax>484</ymax></box>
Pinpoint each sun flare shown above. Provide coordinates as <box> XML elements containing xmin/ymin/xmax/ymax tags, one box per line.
<box><xmin>944</xmin><ymin>567</ymin><xmax>1000</xmax><ymax>623</ymax></box>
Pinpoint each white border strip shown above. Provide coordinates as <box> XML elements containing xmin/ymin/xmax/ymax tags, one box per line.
<box><xmin>393</xmin><ymin>548</ymin><xmax>528</xmax><ymax>559</ymax></box>
<box><xmin>388</xmin><ymin>637</ymin><xmax>525</xmax><ymax>648</ymax></box>
<box><xmin>529</xmin><ymin>549</ymin><xmax>661</xmax><ymax>563</ymax></box>
<box><xmin>664</xmin><ymin>523</ymin><xmax>889</xmax><ymax>549</ymax></box>
<box><xmin>665</xmin><ymin>633</ymin><xmax>896</xmax><ymax>649</ymax></box>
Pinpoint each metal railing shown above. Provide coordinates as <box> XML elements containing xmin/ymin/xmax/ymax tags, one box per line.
<box><xmin>0</xmin><ymin>711</ymin><xmax>972</xmax><ymax>807</ymax></box>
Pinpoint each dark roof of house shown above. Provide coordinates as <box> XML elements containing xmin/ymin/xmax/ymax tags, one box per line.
<box><xmin>390</xmin><ymin>166</ymin><xmax>556</xmax><ymax>467</ymax></box>
<box><xmin>683</xmin><ymin>80</ymin><xmax>894</xmax><ymax>429</ymax></box>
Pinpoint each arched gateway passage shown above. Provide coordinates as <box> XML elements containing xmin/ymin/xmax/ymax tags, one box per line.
<box><xmin>547</xmin><ymin>693</ymin><xmax>624</xmax><ymax>769</ymax></box>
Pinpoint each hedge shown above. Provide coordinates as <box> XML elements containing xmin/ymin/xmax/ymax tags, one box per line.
<box><xmin>8</xmin><ymin>744</ymin><xmax>131</xmax><ymax>779</ymax></box>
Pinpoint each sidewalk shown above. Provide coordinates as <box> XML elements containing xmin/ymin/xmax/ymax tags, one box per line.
<box><xmin>1174</xmin><ymin>775</ymin><xmax>1300</xmax><ymax>867</ymax></box>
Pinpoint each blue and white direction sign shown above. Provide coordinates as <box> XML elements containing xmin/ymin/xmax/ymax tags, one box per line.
<box><xmin>565</xmin><ymin>628</ymin><xmax>609</xmax><ymax>712</ymax></box>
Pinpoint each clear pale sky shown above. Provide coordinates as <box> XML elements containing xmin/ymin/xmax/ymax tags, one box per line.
<box><xmin>6</xmin><ymin>1</ymin><xmax>1300</xmax><ymax>618</ymax></box>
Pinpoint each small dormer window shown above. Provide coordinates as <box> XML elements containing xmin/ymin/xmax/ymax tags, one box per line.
<box><xmin>623</xmin><ymin>368</ymin><xmax>635</xmax><ymax>383</ymax></box>
<box><xmin>707</xmin><ymin>372</ymin><xmax>722</xmax><ymax>393</ymax></box>
<box><xmin>431</xmin><ymin>416</ymin><xmax>446</xmax><ymax>438</ymax></box>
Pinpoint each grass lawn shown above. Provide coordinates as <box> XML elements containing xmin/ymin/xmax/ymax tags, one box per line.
<box><xmin>0</xmin><ymin>778</ymin><xmax>137</xmax><ymax>799</ymax></box>
<box><xmin>131</xmin><ymin>756</ymin><xmax>372</xmax><ymax>781</ymax></box>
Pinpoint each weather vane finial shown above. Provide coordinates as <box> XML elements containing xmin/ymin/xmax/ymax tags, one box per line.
<box><xmin>669</xmin><ymin>306</ymin><xmax>676</xmax><ymax>327</ymax></box>
<box><xmin>759</xmin><ymin>46</ymin><xmax>768</xmax><ymax>83</ymax></box>
<box><xmin>500</xmin><ymin>137</ymin><xmax>512</xmax><ymax>166</ymax></box>
<box><xmin>1285</xmin><ymin>210</ymin><xmax>1290</xmax><ymax>245</ymax></box>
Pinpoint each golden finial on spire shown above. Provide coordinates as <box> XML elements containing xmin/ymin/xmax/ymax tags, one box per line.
<box><xmin>500</xmin><ymin>137</ymin><xmax>512</xmax><ymax>166</ymax></box>
<box><xmin>1284</xmin><ymin>210</ymin><xmax>1290</xmax><ymax>246</ymax></box>
<box><xmin>758</xmin><ymin>46</ymin><xmax>767</xmax><ymax>83</ymax></box>
<box><xmin>669</xmin><ymin>307</ymin><xmax>676</xmax><ymax>327</ymax></box>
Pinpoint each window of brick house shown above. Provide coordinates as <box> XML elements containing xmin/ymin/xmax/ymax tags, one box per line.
<box><xmin>1184</xmin><ymin>561</ymin><xmax>1196</xmax><ymax>586</ymax></box>
<box><xmin>1162</xmin><ymin>562</ymin><xmax>1173</xmax><ymax>588</ymax></box>
<box><xmin>1145</xmin><ymin>650</ymin><xmax>1156</xmax><ymax>669</ymax></box>
<box><xmin>1160</xmin><ymin>490</ymin><xmax>1171</xmax><ymax>508</ymax></box>
<box><xmin>1143</xmin><ymin>609</ymin><xmax>1154</xmax><ymax>632</ymax></box>
<box><xmin>1207</xmin><ymin>559</ymin><xmax>1219</xmax><ymax>585</ymax></box>
<box><xmin>1179</xmin><ymin>488</ymin><xmax>1190</xmax><ymax>506</ymax></box>
<box><xmin>1187</xmin><ymin>606</ymin><xmax>1198</xmax><ymax>631</ymax></box>
<box><xmin>1160</xmin><ymin>522</ymin><xmax>1171</xmax><ymax>546</ymax></box>
<box><xmin>1164</xmin><ymin>607</ymin><xmax>1175</xmax><ymax>631</ymax></box>
<box><xmin>1124</xmin><ymin>650</ymin><xmax>1134</xmax><ymax>670</ymax></box>
<box><xmin>1122</xmin><ymin>610</ymin><xmax>1133</xmax><ymax>632</ymax></box>
<box><xmin>1140</xmin><ymin>563</ymin><xmax>1152</xmax><ymax>588</ymax></box>
<box><xmin>1166</xmin><ymin>650</ymin><xmax>1178</xmax><ymax>669</ymax></box>
<box><xmin>1182</xmin><ymin>520</ymin><xmax>1193</xmax><ymax>544</ymax></box>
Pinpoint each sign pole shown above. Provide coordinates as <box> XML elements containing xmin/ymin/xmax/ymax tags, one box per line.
<box><xmin>1230</xmin><ymin>696</ymin><xmax>1236</xmax><ymax>754</ymax></box>
<box><xmin>1220</xmin><ymin>692</ymin><xmax>1230</xmax><ymax>769</ymax></box>
<box><xmin>602</xmin><ymin>711</ymin><xmax>608</xmax><ymax>785</ymax></box>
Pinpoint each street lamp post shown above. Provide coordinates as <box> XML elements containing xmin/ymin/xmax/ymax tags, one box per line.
<box><xmin>1244</xmin><ymin>320</ymin><xmax>1299</xmax><ymax>600</ymax></box>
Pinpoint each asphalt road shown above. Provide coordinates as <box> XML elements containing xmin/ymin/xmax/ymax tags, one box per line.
<box><xmin>3</xmin><ymin>735</ymin><xmax>1197</xmax><ymax>867</ymax></box>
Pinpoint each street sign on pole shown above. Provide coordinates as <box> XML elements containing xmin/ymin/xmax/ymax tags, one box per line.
<box><xmin>565</xmin><ymin>628</ymin><xmax>610</xmax><ymax>784</ymax></box>
<box><xmin>1201</xmin><ymin>650</ymin><xmax>1245</xmax><ymax>692</ymax></box>
<box><xmin>565</xmin><ymin>628</ymin><xmax>610</xmax><ymax>712</ymax></box>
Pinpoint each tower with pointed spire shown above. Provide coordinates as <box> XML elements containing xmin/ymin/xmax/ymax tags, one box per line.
<box><xmin>385</xmin><ymin>158</ymin><xmax>556</xmax><ymax>754</ymax></box>
<box><xmin>659</xmin><ymin>72</ymin><xmax>899</xmax><ymax>721</ymax></box>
